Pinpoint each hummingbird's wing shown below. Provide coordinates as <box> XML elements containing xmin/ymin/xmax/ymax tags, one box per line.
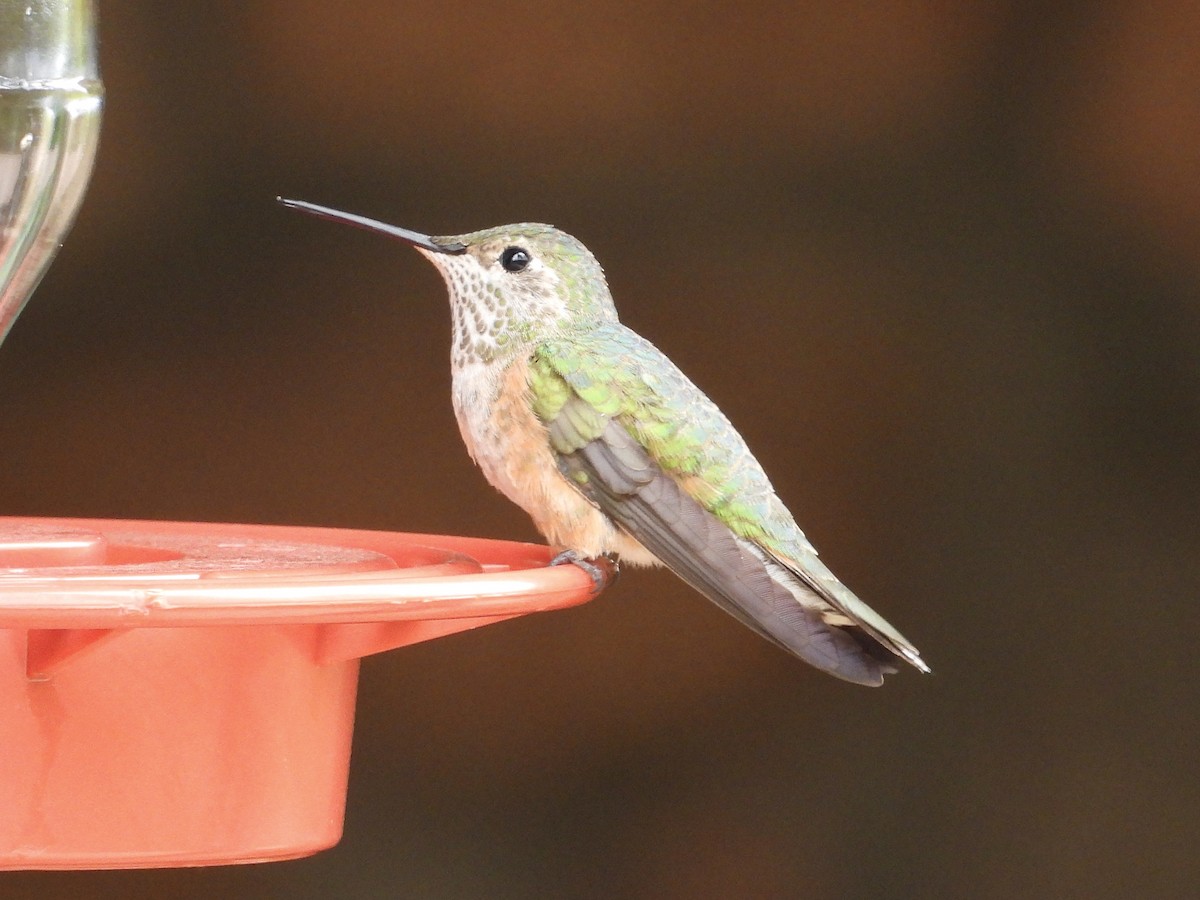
<box><xmin>532</xmin><ymin>325</ymin><xmax>926</xmax><ymax>685</ymax></box>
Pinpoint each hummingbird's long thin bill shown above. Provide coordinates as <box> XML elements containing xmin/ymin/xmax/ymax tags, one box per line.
<box><xmin>276</xmin><ymin>197</ymin><xmax>466</xmax><ymax>254</ymax></box>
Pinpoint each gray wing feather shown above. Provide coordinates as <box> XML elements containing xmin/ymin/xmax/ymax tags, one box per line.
<box><xmin>562</xmin><ymin>420</ymin><xmax>894</xmax><ymax>685</ymax></box>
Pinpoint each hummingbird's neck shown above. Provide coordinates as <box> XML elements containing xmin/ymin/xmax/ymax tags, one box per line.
<box><xmin>448</xmin><ymin>295</ymin><xmax>528</xmax><ymax>368</ymax></box>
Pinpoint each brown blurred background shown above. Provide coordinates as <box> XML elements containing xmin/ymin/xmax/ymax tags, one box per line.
<box><xmin>3</xmin><ymin>1</ymin><xmax>1199</xmax><ymax>897</ymax></box>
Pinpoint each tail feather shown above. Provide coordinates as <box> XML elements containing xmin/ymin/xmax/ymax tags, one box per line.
<box><xmin>563</xmin><ymin>422</ymin><xmax>907</xmax><ymax>685</ymax></box>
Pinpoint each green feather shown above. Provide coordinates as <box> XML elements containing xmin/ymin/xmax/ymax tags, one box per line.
<box><xmin>531</xmin><ymin>325</ymin><xmax>804</xmax><ymax>554</ymax></box>
<box><xmin>530</xmin><ymin>323</ymin><xmax>923</xmax><ymax>664</ymax></box>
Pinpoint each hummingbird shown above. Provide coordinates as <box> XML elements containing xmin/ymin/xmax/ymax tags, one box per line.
<box><xmin>280</xmin><ymin>198</ymin><xmax>928</xmax><ymax>685</ymax></box>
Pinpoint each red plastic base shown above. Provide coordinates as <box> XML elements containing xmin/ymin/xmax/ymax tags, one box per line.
<box><xmin>0</xmin><ymin>518</ymin><xmax>607</xmax><ymax>869</ymax></box>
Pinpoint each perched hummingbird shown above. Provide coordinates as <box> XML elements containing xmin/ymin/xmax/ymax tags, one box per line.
<box><xmin>280</xmin><ymin>198</ymin><xmax>928</xmax><ymax>685</ymax></box>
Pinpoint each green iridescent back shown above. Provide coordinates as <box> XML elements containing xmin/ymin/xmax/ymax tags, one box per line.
<box><xmin>530</xmin><ymin>323</ymin><xmax>813</xmax><ymax>558</ymax></box>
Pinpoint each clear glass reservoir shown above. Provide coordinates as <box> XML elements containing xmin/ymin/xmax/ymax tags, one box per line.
<box><xmin>0</xmin><ymin>0</ymin><xmax>103</xmax><ymax>345</ymax></box>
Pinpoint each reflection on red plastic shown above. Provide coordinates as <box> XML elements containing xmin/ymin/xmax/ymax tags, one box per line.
<box><xmin>0</xmin><ymin>517</ymin><xmax>606</xmax><ymax>870</ymax></box>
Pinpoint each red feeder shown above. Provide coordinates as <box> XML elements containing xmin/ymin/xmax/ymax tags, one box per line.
<box><xmin>0</xmin><ymin>516</ymin><xmax>608</xmax><ymax>870</ymax></box>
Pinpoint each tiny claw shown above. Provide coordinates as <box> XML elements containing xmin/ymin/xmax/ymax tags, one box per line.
<box><xmin>549</xmin><ymin>550</ymin><xmax>620</xmax><ymax>594</ymax></box>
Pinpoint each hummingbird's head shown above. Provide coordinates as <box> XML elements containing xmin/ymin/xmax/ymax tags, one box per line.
<box><xmin>420</xmin><ymin>223</ymin><xmax>617</xmax><ymax>365</ymax></box>
<box><xmin>278</xmin><ymin>200</ymin><xmax>617</xmax><ymax>368</ymax></box>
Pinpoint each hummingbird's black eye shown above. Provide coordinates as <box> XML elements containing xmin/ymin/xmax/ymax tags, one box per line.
<box><xmin>500</xmin><ymin>246</ymin><xmax>531</xmax><ymax>272</ymax></box>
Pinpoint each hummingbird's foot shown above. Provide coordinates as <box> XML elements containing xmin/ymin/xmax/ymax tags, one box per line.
<box><xmin>548</xmin><ymin>550</ymin><xmax>620</xmax><ymax>594</ymax></box>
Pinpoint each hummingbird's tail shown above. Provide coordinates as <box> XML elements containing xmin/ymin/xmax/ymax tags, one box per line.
<box><xmin>561</xmin><ymin>420</ymin><xmax>923</xmax><ymax>685</ymax></box>
<box><xmin>674</xmin><ymin>528</ymin><xmax>909</xmax><ymax>686</ymax></box>
<box><xmin>749</xmin><ymin>543</ymin><xmax>929</xmax><ymax>683</ymax></box>
<box><xmin>754</xmin><ymin>537</ymin><xmax>929</xmax><ymax>676</ymax></box>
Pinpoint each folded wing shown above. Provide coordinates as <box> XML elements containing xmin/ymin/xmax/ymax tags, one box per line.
<box><xmin>531</xmin><ymin>327</ymin><xmax>926</xmax><ymax>685</ymax></box>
